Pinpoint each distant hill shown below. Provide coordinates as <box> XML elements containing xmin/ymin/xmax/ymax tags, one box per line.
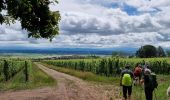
<box><xmin>0</xmin><ymin>47</ymin><xmax>137</xmax><ymax>56</ymax></box>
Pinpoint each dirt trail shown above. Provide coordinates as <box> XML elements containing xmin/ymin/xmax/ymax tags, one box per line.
<box><xmin>0</xmin><ymin>63</ymin><xmax>121</xmax><ymax>100</ymax></box>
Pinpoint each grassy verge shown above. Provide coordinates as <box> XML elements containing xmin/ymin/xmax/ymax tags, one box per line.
<box><xmin>41</xmin><ymin>62</ymin><xmax>120</xmax><ymax>85</ymax></box>
<box><xmin>0</xmin><ymin>63</ymin><xmax>57</xmax><ymax>91</ymax></box>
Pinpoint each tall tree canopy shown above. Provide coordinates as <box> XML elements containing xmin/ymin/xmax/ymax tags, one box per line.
<box><xmin>0</xmin><ymin>0</ymin><xmax>60</xmax><ymax>41</ymax></box>
<box><xmin>136</xmin><ymin>45</ymin><xmax>157</xmax><ymax>58</ymax></box>
<box><xmin>157</xmin><ymin>46</ymin><xmax>166</xmax><ymax>57</ymax></box>
<box><xmin>136</xmin><ymin>45</ymin><xmax>166</xmax><ymax>58</ymax></box>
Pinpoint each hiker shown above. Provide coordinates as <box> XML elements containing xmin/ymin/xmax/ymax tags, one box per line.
<box><xmin>140</xmin><ymin>68</ymin><xmax>158</xmax><ymax>100</ymax></box>
<box><xmin>167</xmin><ymin>86</ymin><xmax>170</xmax><ymax>97</ymax></box>
<box><xmin>120</xmin><ymin>65</ymin><xmax>134</xmax><ymax>100</ymax></box>
<box><xmin>133</xmin><ymin>63</ymin><xmax>142</xmax><ymax>85</ymax></box>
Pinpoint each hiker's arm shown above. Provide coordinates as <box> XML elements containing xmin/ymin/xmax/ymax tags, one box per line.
<box><xmin>140</xmin><ymin>75</ymin><xmax>144</xmax><ymax>84</ymax></box>
<box><xmin>140</xmin><ymin>79</ymin><xmax>144</xmax><ymax>83</ymax></box>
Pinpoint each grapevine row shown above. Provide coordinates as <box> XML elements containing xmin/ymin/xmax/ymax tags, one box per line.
<box><xmin>0</xmin><ymin>60</ymin><xmax>31</xmax><ymax>81</ymax></box>
<box><xmin>43</xmin><ymin>58</ymin><xmax>170</xmax><ymax>76</ymax></box>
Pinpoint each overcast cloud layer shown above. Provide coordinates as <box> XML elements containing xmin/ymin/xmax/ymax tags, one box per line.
<box><xmin>0</xmin><ymin>0</ymin><xmax>170</xmax><ymax>48</ymax></box>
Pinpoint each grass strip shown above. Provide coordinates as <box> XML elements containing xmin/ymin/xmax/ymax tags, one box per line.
<box><xmin>0</xmin><ymin>63</ymin><xmax>57</xmax><ymax>91</ymax></box>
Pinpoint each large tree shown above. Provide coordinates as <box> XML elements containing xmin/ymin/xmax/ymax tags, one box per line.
<box><xmin>157</xmin><ymin>46</ymin><xmax>166</xmax><ymax>57</ymax></box>
<box><xmin>0</xmin><ymin>0</ymin><xmax>60</xmax><ymax>41</ymax></box>
<box><xmin>136</xmin><ymin>45</ymin><xmax>157</xmax><ymax>58</ymax></box>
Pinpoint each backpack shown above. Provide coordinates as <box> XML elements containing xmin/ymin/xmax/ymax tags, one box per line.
<box><xmin>144</xmin><ymin>73</ymin><xmax>158</xmax><ymax>89</ymax></box>
<box><xmin>122</xmin><ymin>74</ymin><xmax>132</xmax><ymax>86</ymax></box>
<box><xmin>134</xmin><ymin>67</ymin><xmax>142</xmax><ymax>76</ymax></box>
<box><xmin>151</xmin><ymin>73</ymin><xmax>158</xmax><ymax>89</ymax></box>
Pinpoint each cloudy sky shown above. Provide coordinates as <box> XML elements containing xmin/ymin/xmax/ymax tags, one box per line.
<box><xmin>0</xmin><ymin>0</ymin><xmax>170</xmax><ymax>49</ymax></box>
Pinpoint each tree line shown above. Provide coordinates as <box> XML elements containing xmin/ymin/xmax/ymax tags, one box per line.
<box><xmin>136</xmin><ymin>45</ymin><xmax>166</xmax><ymax>58</ymax></box>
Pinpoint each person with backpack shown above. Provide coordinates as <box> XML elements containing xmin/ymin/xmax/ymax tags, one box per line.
<box><xmin>120</xmin><ymin>65</ymin><xmax>134</xmax><ymax>100</ymax></box>
<box><xmin>133</xmin><ymin>63</ymin><xmax>142</xmax><ymax>85</ymax></box>
<box><xmin>140</xmin><ymin>68</ymin><xmax>158</xmax><ymax>100</ymax></box>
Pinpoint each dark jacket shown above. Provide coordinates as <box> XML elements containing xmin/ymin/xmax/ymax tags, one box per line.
<box><xmin>121</xmin><ymin>69</ymin><xmax>134</xmax><ymax>78</ymax></box>
<box><xmin>120</xmin><ymin>68</ymin><xmax>134</xmax><ymax>86</ymax></box>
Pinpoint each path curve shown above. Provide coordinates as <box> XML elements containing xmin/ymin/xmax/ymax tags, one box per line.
<box><xmin>0</xmin><ymin>63</ymin><xmax>121</xmax><ymax>100</ymax></box>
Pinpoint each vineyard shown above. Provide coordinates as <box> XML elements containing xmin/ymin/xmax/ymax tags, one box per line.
<box><xmin>0</xmin><ymin>59</ymin><xmax>56</xmax><ymax>90</ymax></box>
<box><xmin>43</xmin><ymin>58</ymin><xmax>170</xmax><ymax>76</ymax></box>
<box><xmin>0</xmin><ymin>60</ymin><xmax>31</xmax><ymax>82</ymax></box>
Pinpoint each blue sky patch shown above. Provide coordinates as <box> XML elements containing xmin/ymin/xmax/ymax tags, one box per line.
<box><xmin>109</xmin><ymin>3</ymin><xmax>161</xmax><ymax>16</ymax></box>
<box><xmin>121</xmin><ymin>4</ymin><xmax>139</xmax><ymax>15</ymax></box>
<box><xmin>108</xmin><ymin>3</ymin><xmax>139</xmax><ymax>15</ymax></box>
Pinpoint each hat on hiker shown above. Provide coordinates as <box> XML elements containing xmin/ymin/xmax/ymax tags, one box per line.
<box><xmin>145</xmin><ymin>64</ymin><xmax>150</xmax><ymax>69</ymax></box>
<box><xmin>144</xmin><ymin>68</ymin><xmax>151</xmax><ymax>75</ymax></box>
<box><xmin>125</xmin><ymin>64</ymin><xmax>130</xmax><ymax>69</ymax></box>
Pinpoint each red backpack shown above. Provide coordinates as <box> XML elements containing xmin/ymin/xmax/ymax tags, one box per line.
<box><xmin>134</xmin><ymin>67</ymin><xmax>142</xmax><ymax>76</ymax></box>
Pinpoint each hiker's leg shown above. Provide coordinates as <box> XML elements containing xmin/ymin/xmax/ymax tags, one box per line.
<box><xmin>123</xmin><ymin>86</ymin><xmax>127</xmax><ymax>99</ymax></box>
<box><xmin>150</xmin><ymin>90</ymin><xmax>153</xmax><ymax>100</ymax></box>
<box><xmin>144</xmin><ymin>89</ymin><xmax>148</xmax><ymax>100</ymax></box>
<box><xmin>128</xmin><ymin>86</ymin><xmax>132</xmax><ymax>100</ymax></box>
<box><xmin>145</xmin><ymin>88</ymin><xmax>152</xmax><ymax>100</ymax></box>
<box><xmin>147</xmin><ymin>89</ymin><xmax>153</xmax><ymax>100</ymax></box>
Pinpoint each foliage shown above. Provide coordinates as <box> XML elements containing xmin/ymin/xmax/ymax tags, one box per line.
<box><xmin>157</xmin><ymin>46</ymin><xmax>166</xmax><ymax>57</ymax></box>
<box><xmin>43</xmin><ymin>58</ymin><xmax>122</xmax><ymax>77</ymax></box>
<box><xmin>43</xmin><ymin>58</ymin><xmax>170</xmax><ymax>76</ymax></box>
<box><xmin>0</xmin><ymin>60</ymin><xmax>31</xmax><ymax>81</ymax></box>
<box><xmin>136</xmin><ymin>45</ymin><xmax>158</xmax><ymax>58</ymax></box>
<box><xmin>167</xmin><ymin>51</ymin><xmax>170</xmax><ymax>57</ymax></box>
<box><xmin>0</xmin><ymin>0</ymin><xmax>60</xmax><ymax>40</ymax></box>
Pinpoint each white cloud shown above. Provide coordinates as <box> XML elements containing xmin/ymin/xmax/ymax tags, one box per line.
<box><xmin>123</xmin><ymin>0</ymin><xmax>170</xmax><ymax>12</ymax></box>
<box><xmin>0</xmin><ymin>0</ymin><xmax>170</xmax><ymax>49</ymax></box>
